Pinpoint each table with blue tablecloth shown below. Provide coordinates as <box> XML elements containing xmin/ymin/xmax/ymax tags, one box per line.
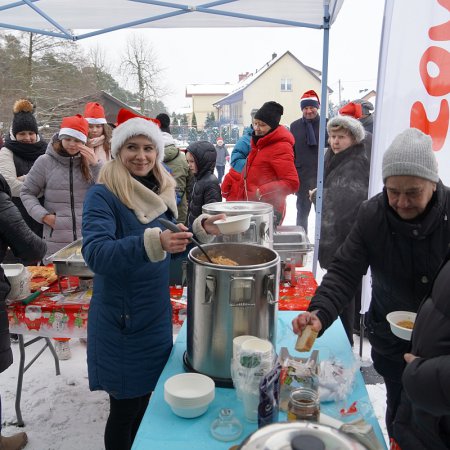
<box><xmin>132</xmin><ymin>311</ymin><xmax>387</xmax><ymax>449</ymax></box>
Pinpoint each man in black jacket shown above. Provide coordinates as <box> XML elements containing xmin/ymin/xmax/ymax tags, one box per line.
<box><xmin>0</xmin><ymin>173</ymin><xmax>46</xmax><ymax>449</ymax></box>
<box><xmin>290</xmin><ymin>90</ymin><xmax>327</xmax><ymax>233</ymax></box>
<box><xmin>393</xmin><ymin>251</ymin><xmax>450</xmax><ymax>449</ymax></box>
<box><xmin>292</xmin><ymin>128</ymin><xmax>450</xmax><ymax>439</ymax></box>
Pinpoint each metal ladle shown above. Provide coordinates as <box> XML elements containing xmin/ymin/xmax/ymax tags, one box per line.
<box><xmin>158</xmin><ymin>218</ymin><xmax>214</xmax><ymax>263</ymax></box>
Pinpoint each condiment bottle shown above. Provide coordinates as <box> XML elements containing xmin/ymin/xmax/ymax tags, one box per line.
<box><xmin>289</xmin><ymin>259</ymin><xmax>297</xmax><ymax>287</ymax></box>
<box><xmin>284</xmin><ymin>258</ymin><xmax>292</xmax><ymax>283</ymax></box>
<box><xmin>287</xmin><ymin>387</ymin><xmax>320</xmax><ymax>422</ymax></box>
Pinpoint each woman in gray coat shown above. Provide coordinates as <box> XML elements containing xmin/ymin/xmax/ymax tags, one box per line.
<box><xmin>21</xmin><ymin>114</ymin><xmax>101</xmax><ymax>263</ymax></box>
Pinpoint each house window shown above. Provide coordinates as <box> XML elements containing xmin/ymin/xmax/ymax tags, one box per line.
<box><xmin>281</xmin><ymin>78</ymin><xmax>292</xmax><ymax>92</ymax></box>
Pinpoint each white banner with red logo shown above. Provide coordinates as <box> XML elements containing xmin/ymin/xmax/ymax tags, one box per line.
<box><xmin>362</xmin><ymin>0</ymin><xmax>450</xmax><ymax>313</ymax></box>
<box><xmin>370</xmin><ymin>0</ymin><xmax>450</xmax><ymax>195</ymax></box>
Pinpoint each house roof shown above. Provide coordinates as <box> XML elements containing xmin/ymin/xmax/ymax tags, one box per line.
<box><xmin>213</xmin><ymin>50</ymin><xmax>332</xmax><ymax>106</ymax></box>
<box><xmin>185</xmin><ymin>84</ymin><xmax>236</xmax><ymax>97</ymax></box>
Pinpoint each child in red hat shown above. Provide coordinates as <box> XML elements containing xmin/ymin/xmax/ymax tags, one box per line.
<box><xmin>21</xmin><ymin>114</ymin><xmax>103</xmax><ymax>360</ymax></box>
<box><xmin>84</xmin><ymin>102</ymin><xmax>112</xmax><ymax>162</ymax></box>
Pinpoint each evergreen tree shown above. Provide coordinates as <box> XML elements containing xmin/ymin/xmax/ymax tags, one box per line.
<box><xmin>191</xmin><ymin>112</ymin><xmax>198</xmax><ymax>130</ymax></box>
<box><xmin>231</xmin><ymin>126</ymin><xmax>240</xmax><ymax>143</ymax></box>
<box><xmin>188</xmin><ymin>127</ymin><xmax>198</xmax><ymax>143</ymax></box>
<box><xmin>204</xmin><ymin>111</ymin><xmax>216</xmax><ymax>129</ymax></box>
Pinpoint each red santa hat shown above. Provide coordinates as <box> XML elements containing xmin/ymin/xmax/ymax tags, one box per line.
<box><xmin>111</xmin><ymin>108</ymin><xmax>163</xmax><ymax>160</ymax></box>
<box><xmin>339</xmin><ymin>102</ymin><xmax>363</xmax><ymax>119</ymax></box>
<box><xmin>58</xmin><ymin>114</ymin><xmax>89</xmax><ymax>143</ymax></box>
<box><xmin>83</xmin><ymin>102</ymin><xmax>107</xmax><ymax>124</ymax></box>
<box><xmin>216</xmin><ymin>137</ymin><xmax>224</xmax><ymax>143</ymax></box>
<box><xmin>300</xmin><ymin>90</ymin><xmax>320</xmax><ymax>110</ymax></box>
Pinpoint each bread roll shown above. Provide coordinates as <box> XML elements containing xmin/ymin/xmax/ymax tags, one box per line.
<box><xmin>295</xmin><ymin>325</ymin><xmax>318</xmax><ymax>352</ymax></box>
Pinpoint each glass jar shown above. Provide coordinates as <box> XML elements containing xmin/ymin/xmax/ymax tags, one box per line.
<box><xmin>287</xmin><ymin>388</ymin><xmax>320</xmax><ymax>422</ymax></box>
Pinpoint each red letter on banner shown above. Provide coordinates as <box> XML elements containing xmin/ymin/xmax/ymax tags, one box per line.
<box><xmin>410</xmin><ymin>100</ymin><xmax>449</xmax><ymax>151</ymax></box>
<box><xmin>428</xmin><ymin>0</ymin><xmax>450</xmax><ymax>40</ymax></box>
<box><xmin>419</xmin><ymin>46</ymin><xmax>450</xmax><ymax>96</ymax></box>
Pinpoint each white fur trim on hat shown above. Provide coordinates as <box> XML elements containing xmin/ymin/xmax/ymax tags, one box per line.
<box><xmin>58</xmin><ymin>127</ymin><xmax>87</xmax><ymax>144</ymax></box>
<box><xmin>110</xmin><ymin>118</ymin><xmax>164</xmax><ymax>160</ymax></box>
<box><xmin>143</xmin><ymin>227</ymin><xmax>167</xmax><ymax>262</ymax></box>
<box><xmin>85</xmin><ymin>117</ymin><xmax>107</xmax><ymax>125</ymax></box>
<box><xmin>327</xmin><ymin>115</ymin><xmax>365</xmax><ymax>144</ymax></box>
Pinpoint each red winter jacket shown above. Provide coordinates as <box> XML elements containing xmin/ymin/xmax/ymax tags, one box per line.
<box><xmin>221</xmin><ymin>167</ymin><xmax>241</xmax><ymax>201</ymax></box>
<box><xmin>238</xmin><ymin>126</ymin><xmax>299</xmax><ymax>221</ymax></box>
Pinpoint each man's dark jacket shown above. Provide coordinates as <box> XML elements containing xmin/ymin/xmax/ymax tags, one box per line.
<box><xmin>309</xmin><ymin>182</ymin><xmax>450</xmax><ymax>363</ymax></box>
<box><xmin>0</xmin><ymin>174</ymin><xmax>46</xmax><ymax>373</ymax></box>
<box><xmin>394</xmin><ymin>253</ymin><xmax>450</xmax><ymax>449</ymax></box>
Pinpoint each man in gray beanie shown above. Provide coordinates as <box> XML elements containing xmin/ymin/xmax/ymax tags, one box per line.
<box><xmin>292</xmin><ymin>127</ymin><xmax>450</xmax><ymax>439</ymax></box>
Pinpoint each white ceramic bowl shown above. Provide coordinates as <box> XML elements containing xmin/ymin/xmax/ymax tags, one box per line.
<box><xmin>386</xmin><ymin>311</ymin><xmax>417</xmax><ymax>341</ymax></box>
<box><xmin>213</xmin><ymin>214</ymin><xmax>252</xmax><ymax>235</ymax></box>
<box><xmin>164</xmin><ymin>373</ymin><xmax>215</xmax><ymax>418</ymax></box>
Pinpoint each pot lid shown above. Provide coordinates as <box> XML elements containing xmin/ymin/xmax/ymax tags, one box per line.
<box><xmin>238</xmin><ymin>422</ymin><xmax>367</xmax><ymax>450</ymax></box>
<box><xmin>202</xmin><ymin>201</ymin><xmax>273</xmax><ymax>215</ymax></box>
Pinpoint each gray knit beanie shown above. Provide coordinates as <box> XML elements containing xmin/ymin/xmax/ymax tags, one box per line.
<box><xmin>327</xmin><ymin>115</ymin><xmax>365</xmax><ymax>144</ymax></box>
<box><xmin>382</xmin><ymin>128</ymin><xmax>438</xmax><ymax>183</ymax></box>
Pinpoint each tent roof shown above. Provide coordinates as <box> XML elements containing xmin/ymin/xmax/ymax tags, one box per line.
<box><xmin>0</xmin><ymin>0</ymin><xmax>344</xmax><ymax>40</ymax></box>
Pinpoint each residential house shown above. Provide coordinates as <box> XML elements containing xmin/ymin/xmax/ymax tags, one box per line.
<box><xmin>213</xmin><ymin>51</ymin><xmax>332</xmax><ymax>133</ymax></box>
<box><xmin>185</xmin><ymin>83</ymin><xmax>236</xmax><ymax>131</ymax></box>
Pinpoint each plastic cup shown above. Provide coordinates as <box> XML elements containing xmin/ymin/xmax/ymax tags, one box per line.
<box><xmin>232</xmin><ymin>335</ymin><xmax>255</xmax><ymax>359</ymax></box>
<box><xmin>240</xmin><ymin>338</ymin><xmax>274</xmax><ymax>370</ymax></box>
<box><xmin>242</xmin><ymin>388</ymin><xmax>259</xmax><ymax>422</ymax></box>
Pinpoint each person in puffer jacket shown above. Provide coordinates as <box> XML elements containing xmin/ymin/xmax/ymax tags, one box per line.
<box><xmin>292</xmin><ymin>128</ymin><xmax>450</xmax><ymax>439</ymax></box>
<box><xmin>237</xmin><ymin>101</ymin><xmax>299</xmax><ymax>225</ymax></box>
<box><xmin>82</xmin><ymin>108</ymin><xmax>224</xmax><ymax>450</ymax></box>
<box><xmin>393</xmin><ymin>251</ymin><xmax>450</xmax><ymax>450</ymax></box>
<box><xmin>185</xmin><ymin>141</ymin><xmax>222</xmax><ymax>228</ymax></box>
<box><xmin>21</xmin><ymin>114</ymin><xmax>102</xmax><ymax>263</ymax></box>
<box><xmin>83</xmin><ymin>102</ymin><xmax>112</xmax><ymax>163</ymax></box>
<box><xmin>222</xmin><ymin>109</ymin><xmax>258</xmax><ymax>201</ymax></box>
<box><xmin>0</xmin><ymin>173</ymin><xmax>46</xmax><ymax>450</ymax></box>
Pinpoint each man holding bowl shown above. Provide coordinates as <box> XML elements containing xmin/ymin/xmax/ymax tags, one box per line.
<box><xmin>292</xmin><ymin>128</ymin><xmax>450</xmax><ymax>439</ymax></box>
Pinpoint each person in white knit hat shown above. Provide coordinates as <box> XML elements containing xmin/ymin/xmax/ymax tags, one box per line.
<box><xmin>309</xmin><ymin>114</ymin><xmax>369</xmax><ymax>346</ymax></box>
<box><xmin>81</xmin><ymin>108</ymin><xmax>225</xmax><ymax>450</ymax></box>
<box><xmin>292</xmin><ymin>127</ymin><xmax>450</xmax><ymax>441</ymax></box>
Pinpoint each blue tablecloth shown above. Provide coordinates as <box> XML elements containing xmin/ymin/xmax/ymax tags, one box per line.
<box><xmin>132</xmin><ymin>311</ymin><xmax>387</xmax><ymax>449</ymax></box>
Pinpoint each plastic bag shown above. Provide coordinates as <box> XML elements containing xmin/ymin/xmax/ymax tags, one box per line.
<box><xmin>2</xmin><ymin>264</ymin><xmax>31</xmax><ymax>301</ymax></box>
<box><xmin>258</xmin><ymin>362</ymin><xmax>282</xmax><ymax>428</ymax></box>
<box><xmin>318</xmin><ymin>358</ymin><xmax>359</xmax><ymax>402</ymax></box>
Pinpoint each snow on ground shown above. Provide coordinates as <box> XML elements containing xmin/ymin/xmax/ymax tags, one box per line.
<box><xmin>0</xmin><ymin>193</ymin><xmax>388</xmax><ymax>449</ymax></box>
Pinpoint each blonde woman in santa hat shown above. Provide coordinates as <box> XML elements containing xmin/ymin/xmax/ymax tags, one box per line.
<box><xmin>0</xmin><ymin>99</ymin><xmax>47</xmax><ymax>249</ymax></box>
<box><xmin>83</xmin><ymin>102</ymin><xmax>112</xmax><ymax>162</ymax></box>
<box><xmin>81</xmin><ymin>108</ymin><xmax>224</xmax><ymax>450</ymax></box>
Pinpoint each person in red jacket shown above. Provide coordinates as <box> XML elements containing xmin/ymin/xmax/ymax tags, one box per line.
<box><xmin>238</xmin><ymin>101</ymin><xmax>299</xmax><ymax>225</ymax></box>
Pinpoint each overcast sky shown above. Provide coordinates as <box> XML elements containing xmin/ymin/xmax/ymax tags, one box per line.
<box><xmin>77</xmin><ymin>0</ymin><xmax>385</xmax><ymax>113</ymax></box>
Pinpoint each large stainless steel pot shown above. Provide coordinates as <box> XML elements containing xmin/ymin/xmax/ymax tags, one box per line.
<box><xmin>202</xmin><ymin>201</ymin><xmax>274</xmax><ymax>248</ymax></box>
<box><xmin>186</xmin><ymin>243</ymin><xmax>280</xmax><ymax>384</ymax></box>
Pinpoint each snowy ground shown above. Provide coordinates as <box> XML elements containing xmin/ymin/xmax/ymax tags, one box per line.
<box><xmin>0</xmin><ymin>193</ymin><xmax>388</xmax><ymax>449</ymax></box>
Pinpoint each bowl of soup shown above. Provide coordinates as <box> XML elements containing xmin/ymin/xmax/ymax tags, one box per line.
<box><xmin>386</xmin><ymin>311</ymin><xmax>417</xmax><ymax>341</ymax></box>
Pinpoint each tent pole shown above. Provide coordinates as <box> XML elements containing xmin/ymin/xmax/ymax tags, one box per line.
<box><xmin>312</xmin><ymin>3</ymin><xmax>330</xmax><ymax>277</ymax></box>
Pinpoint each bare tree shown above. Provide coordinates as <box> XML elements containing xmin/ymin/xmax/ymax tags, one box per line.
<box><xmin>120</xmin><ymin>34</ymin><xmax>165</xmax><ymax>114</ymax></box>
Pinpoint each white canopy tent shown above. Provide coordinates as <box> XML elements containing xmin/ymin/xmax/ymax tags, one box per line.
<box><xmin>0</xmin><ymin>0</ymin><xmax>346</xmax><ymax>274</ymax></box>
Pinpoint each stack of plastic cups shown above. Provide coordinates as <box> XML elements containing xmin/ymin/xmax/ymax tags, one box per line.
<box><xmin>238</xmin><ymin>338</ymin><xmax>274</xmax><ymax>422</ymax></box>
<box><xmin>231</xmin><ymin>335</ymin><xmax>254</xmax><ymax>400</ymax></box>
